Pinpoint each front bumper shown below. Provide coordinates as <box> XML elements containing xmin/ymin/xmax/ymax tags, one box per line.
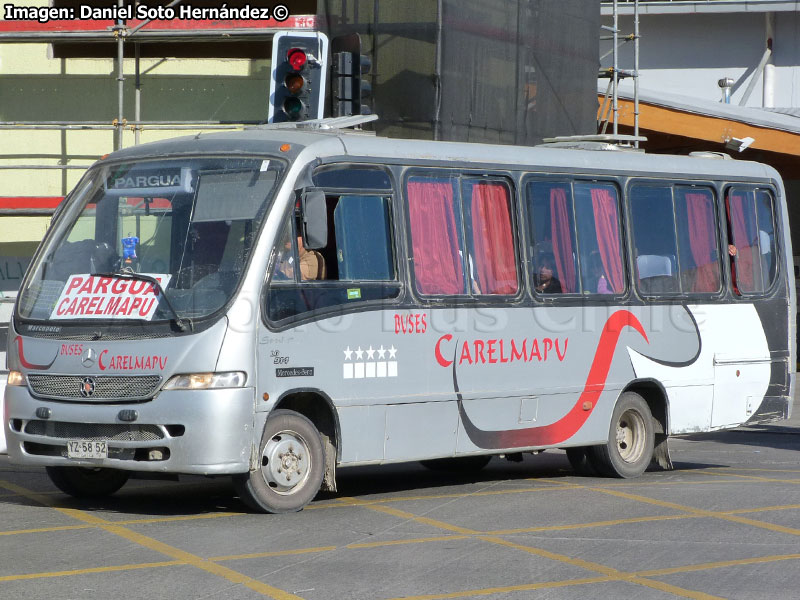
<box><xmin>3</xmin><ymin>385</ymin><xmax>256</xmax><ymax>475</ymax></box>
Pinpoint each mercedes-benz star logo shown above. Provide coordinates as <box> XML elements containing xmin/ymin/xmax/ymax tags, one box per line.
<box><xmin>81</xmin><ymin>348</ymin><xmax>96</xmax><ymax>369</ymax></box>
<box><xmin>79</xmin><ymin>377</ymin><xmax>96</xmax><ymax>398</ymax></box>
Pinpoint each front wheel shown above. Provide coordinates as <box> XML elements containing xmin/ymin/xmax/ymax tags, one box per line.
<box><xmin>46</xmin><ymin>466</ymin><xmax>130</xmax><ymax>498</ymax></box>
<box><xmin>587</xmin><ymin>392</ymin><xmax>655</xmax><ymax>478</ymax></box>
<box><xmin>234</xmin><ymin>410</ymin><xmax>325</xmax><ymax>514</ymax></box>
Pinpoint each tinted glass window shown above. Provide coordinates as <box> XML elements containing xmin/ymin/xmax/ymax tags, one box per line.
<box><xmin>313</xmin><ymin>167</ymin><xmax>392</xmax><ymax>190</ymax></box>
<box><xmin>675</xmin><ymin>187</ymin><xmax>721</xmax><ymax>293</ymax></box>
<box><xmin>462</xmin><ymin>180</ymin><xmax>518</xmax><ymax>295</ymax></box>
<box><xmin>528</xmin><ymin>181</ymin><xmax>578</xmax><ymax>294</ymax></box>
<box><xmin>407</xmin><ymin>176</ymin><xmax>466</xmax><ymax>295</ymax></box>
<box><xmin>574</xmin><ymin>182</ymin><xmax>625</xmax><ymax>294</ymax></box>
<box><xmin>266</xmin><ymin>170</ymin><xmax>400</xmax><ymax>323</ymax></box>
<box><xmin>630</xmin><ymin>185</ymin><xmax>680</xmax><ymax>295</ymax></box>
<box><xmin>727</xmin><ymin>188</ymin><xmax>778</xmax><ymax>294</ymax></box>
<box><xmin>334</xmin><ymin>196</ymin><xmax>394</xmax><ymax>280</ymax></box>
<box><xmin>527</xmin><ymin>180</ymin><xmax>623</xmax><ymax>296</ymax></box>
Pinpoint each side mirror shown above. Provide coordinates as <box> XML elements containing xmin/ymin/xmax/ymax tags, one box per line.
<box><xmin>300</xmin><ymin>188</ymin><xmax>328</xmax><ymax>250</ymax></box>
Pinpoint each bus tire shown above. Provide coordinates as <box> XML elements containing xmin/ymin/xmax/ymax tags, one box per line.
<box><xmin>588</xmin><ymin>392</ymin><xmax>655</xmax><ymax>478</ymax></box>
<box><xmin>45</xmin><ymin>466</ymin><xmax>129</xmax><ymax>498</ymax></box>
<box><xmin>565</xmin><ymin>447</ymin><xmax>598</xmax><ymax>476</ymax></box>
<box><xmin>419</xmin><ymin>455</ymin><xmax>492</xmax><ymax>472</ymax></box>
<box><xmin>234</xmin><ymin>410</ymin><xmax>324</xmax><ymax>514</ymax></box>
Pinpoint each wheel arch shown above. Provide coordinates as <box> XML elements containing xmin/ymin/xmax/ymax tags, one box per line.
<box><xmin>273</xmin><ymin>388</ymin><xmax>341</xmax><ymax>462</ymax></box>
<box><xmin>621</xmin><ymin>378</ymin><xmax>669</xmax><ymax>435</ymax></box>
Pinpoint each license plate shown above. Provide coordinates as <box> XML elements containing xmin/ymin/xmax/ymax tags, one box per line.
<box><xmin>66</xmin><ymin>440</ymin><xmax>108</xmax><ymax>459</ymax></box>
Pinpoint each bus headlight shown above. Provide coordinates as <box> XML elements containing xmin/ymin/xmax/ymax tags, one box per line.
<box><xmin>7</xmin><ymin>371</ymin><xmax>26</xmax><ymax>386</ymax></box>
<box><xmin>162</xmin><ymin>372</ymin><xmax>247</xmax><ymax>390</ymax></box>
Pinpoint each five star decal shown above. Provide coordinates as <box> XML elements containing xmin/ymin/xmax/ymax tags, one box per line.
<box><xmin>343</xmin><ymin>344</ymin><xmax>398</xmax><ymax>379</ymax></box>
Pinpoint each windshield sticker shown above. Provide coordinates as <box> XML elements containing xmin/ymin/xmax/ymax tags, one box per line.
<box><xmin>104</xmin><ymin>167</ymin><xmax>193</xmax><ymax>196</ymax></box>
<box><xmin>50</xmin><ymin>273</ymin><xmax>172</xmax><ymax>321</ymax></box>
<box><xmin>260</xmin><ymin>159</ymin><xmax>270</xmax><ymax>172</ymax></box>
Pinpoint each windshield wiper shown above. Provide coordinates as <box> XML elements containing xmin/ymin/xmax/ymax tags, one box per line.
<box><xmin>93</xmin><ymin>269</ymin><xmax>192</xmax><ymax>332</ymax></box>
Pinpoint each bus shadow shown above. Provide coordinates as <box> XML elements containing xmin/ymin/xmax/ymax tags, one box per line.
<box><xmin>675</xmin><ymin>427</ymin><xmax>799</xmax><ymax>452</ymax></box>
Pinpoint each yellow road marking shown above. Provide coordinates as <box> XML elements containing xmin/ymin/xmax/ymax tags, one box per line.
<box><xmin>210</xmin><ymin>546</ymin><xmax>337</xmax><ymax>562</ymax></box>
<box><xmin>307</xmin><ymin>483</ymin><xmax>585</xmax><ymax>510</ymax></box>
<box><xmin>591</xmin><ymin>487</ymin><xmax>800</xmax><ymax>537</ymax></box>
<box><xmin>0</xmin><ymin>479</ymin><xmax>304</xmax><ymax>600</ymax></box>
<box><xmin>480</xmin><ymin>536</ymin><xmax>723</xmax><ymax>600</ymax></box>
<box><xmin>338</xmin><ymin>498</ymin><xmax>479</xmax><ymax>535</ymax></box>
<box><xmin>701</xmin><ymin>470</ymin><xmax>800</xmax><ymax>484</ymax></box>
<box><xmin>347</xmin><ymin>535</ymin><xmax>472</xmax><ymax>549</ymax></box>
<box><xmin>0</xmin><ymin>561</ymin><xmax>184</xmax><ymax>582</ymax></box>
<box><xmin>384</xmin><ymin>576</ymin><xmax>614</xmax><ymax>600</ymax></box>
<box><xmin>349</xmin><ymin>494</ymin><xmax>721</xmax><ymax>600</ymax></box>
<box><xmin>485</xmin><ymin>513</ymin><xmax>699</xmax><ymax>535</ymax></box>
<box><xmin>637</xmin><ymin>552</ymin><xmax>800</xmax><ymax>577</ymax></box>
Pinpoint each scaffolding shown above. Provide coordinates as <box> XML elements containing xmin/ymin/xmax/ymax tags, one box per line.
<box><xmin>0</xmin><ymin>4</ymin><xmax>316</xmax><ymax>213</ymax></box>
<box><xmin>598</xmin><ymin>0</ymin><xmax>644</xmax><ymax>148</ymax></box>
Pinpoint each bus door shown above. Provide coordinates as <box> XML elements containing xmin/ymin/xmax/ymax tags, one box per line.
<box><xmin>261</xmin><ymin>165</ymin><xmax>415</xmax><ymax>463</ymax></box>
<box><xmin>714</xmin><ymin>187</ymin><xmax>777</xmax><ymax>427</ymax></box>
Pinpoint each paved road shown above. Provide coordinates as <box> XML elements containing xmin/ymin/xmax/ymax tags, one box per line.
<box><xmin>1</xmin><ymin>395</ymin><xmax>798</xmax><ymax>600</ymax></box>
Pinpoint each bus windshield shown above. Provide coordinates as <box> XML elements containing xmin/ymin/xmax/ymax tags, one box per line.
<box><xmin>17</xmin><ymin>156</ymin><xmax>284</xmax><ymax>326</ymax></box>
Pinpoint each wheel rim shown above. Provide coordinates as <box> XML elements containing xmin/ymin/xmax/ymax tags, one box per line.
<box><xmin>615</xmin><ymin>408</ymin><xmax>646</xmax><ymax>464</ymax></box>
<box><xmin>260</xmin><ymin>430</ymin><xmax>312</xmax><ymax>495</ymax></box>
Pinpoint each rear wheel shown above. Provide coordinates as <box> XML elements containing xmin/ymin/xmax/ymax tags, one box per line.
<box><xmin>588</xmin><ymin>392</ymin><xmax>655</xmax><ymax>478</ymax></box>
<box><xmin>234</xmin><ymin>410</ymin><xmax>324</xmax><ymax>514</ymax></box>
<box><xmin>46</xmin><ymin>466</ymin><xmax>129</xmax><ymax>498</ymax></box>
<box><xmin>419</xmin><ymin>455</ymin><xmax>492</xmax><ymax>472</ymax></box>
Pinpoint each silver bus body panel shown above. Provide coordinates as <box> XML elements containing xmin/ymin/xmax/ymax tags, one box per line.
<box><xmin>4</xmin><ymin>129</ymin><xmax>794</xmax><ymax>474</ymax></box>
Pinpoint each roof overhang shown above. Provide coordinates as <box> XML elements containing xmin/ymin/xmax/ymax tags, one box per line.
<box><xmin>598</xmin><ymin>86</ymin><xmax>800</xmax><ymax>160</ymax></box>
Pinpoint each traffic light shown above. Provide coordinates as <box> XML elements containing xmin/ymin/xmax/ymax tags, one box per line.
<box><xmin>331</xmin><ymin>33</ymin><xmax>372</xmax><ymax>117</ymax></box>
<box><xmin>268</xmin><ymin>31</ymin><xmax>329</xmax><ymax>123</ymax></box>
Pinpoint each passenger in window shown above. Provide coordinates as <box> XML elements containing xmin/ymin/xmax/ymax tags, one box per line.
<box><xmin>534</xmin><ymin>254</ymin><xmax>562</xmax><ymax>294</ymax></box>
<box><xmin>590</xmin><ymin>251</ymin><xmax>612</xmax><ymax>294</ymax></box>
<box><xmin>297</xmin><ymin>236</ymin><xmax>326</xmax><ymax>281</ymax></box>
<box><xmin>273</xmin><ymin>238</ymin><xmax>295</xmax><ymax>280</ymax></box>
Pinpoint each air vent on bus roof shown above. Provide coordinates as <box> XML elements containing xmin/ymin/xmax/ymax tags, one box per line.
<box><xmin>538</xmin><ymin>134</ymin><xmax>647</xmax><ymax>152</ymax></box>
<box><xmin>688</xmin><ymin>151</ymin><xmax>732</xmax><ymax>160</ymax></box>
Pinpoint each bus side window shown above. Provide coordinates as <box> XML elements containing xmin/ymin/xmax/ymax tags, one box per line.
<box><xmin>407</xmin><ymin>176</ymin><xmax>466</xmax><ymax>295</ymax></box>
<box><xmin>462</xmin><ymin>179</ymin><xmax>518</xmax><ymax>295</ymax></box>
<box><xmin>727</xmin><ymin>188</ymin><xmax>778</xmax><ymax>294</ymax></box>
<box><xmin>266</xmin><ymin>191</ymin><xmax>400</xmax><ymax>323</ymax></box>
<box><xmin>630</xmin><ymin>185</ymin><xmax>680</xmax><ymax>295</ymax></box>
<box><xmin>573</xmin><ymin>182</ymin><xmax>625</xmax><ymax>295</ymax></box>
<box><xmin>674</xmin><ymin>187</ymin><xmax>721</xmax><ymax>294</ymax></box>
<box><xmin>527</xmin><ymin>181</ymin><xmax>578</xmax><ymax>294</ymax></box>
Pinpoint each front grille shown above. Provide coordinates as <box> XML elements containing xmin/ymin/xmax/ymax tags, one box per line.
<box><xmin>27</xmin><ymin>374</ymin><xmax>162</xmax><ymax>401</ymax></box>
<box><xmin>24</xmin><ymin>420</ymin><xmax>164</xmax><ymax>442</ymax></box>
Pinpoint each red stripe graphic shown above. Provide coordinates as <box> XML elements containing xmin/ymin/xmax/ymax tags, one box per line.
<box><xmin>14</xmin><ymin>337</ymin><xmax>57</xmax><ymax>370</ymax></box>
<box><xmin>457</xmin><ymin>309</ymin><xmax>649</xmax><ymax>449</ymax></box>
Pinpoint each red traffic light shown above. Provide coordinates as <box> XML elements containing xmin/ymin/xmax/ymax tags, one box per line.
<box><xmin>287</xmin><ymin>48</ymin><xmax>308</xmax><ymax>71</ymax></box>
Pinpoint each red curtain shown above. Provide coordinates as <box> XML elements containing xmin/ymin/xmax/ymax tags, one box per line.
<box><xmin>470</xmin><ymin>182</ymin><xmax>518</xmax><ymax>294</ymax></box>
<box><xmin>728</xmin><ymin>192</ymin><xmax>754</xmax><ymax>291</ymax></box>
<box><xmin>590</xmin><ymin>187</ymin><xmax>624</xmax><ymax>292</ymax></box>
<box><xmin>407</xmin><ymin>180</ymin><xmax>464</xmax><ymax>294</ymax></box>
<box><xmin>685</xmin><ymin>192</ymin><xmax>719</xmax><ymax>292</ymax></box>
<box><xmin>550</xmin><ymin>187</ymin><xmax>576</xmax><ymax>293</ymax></box>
